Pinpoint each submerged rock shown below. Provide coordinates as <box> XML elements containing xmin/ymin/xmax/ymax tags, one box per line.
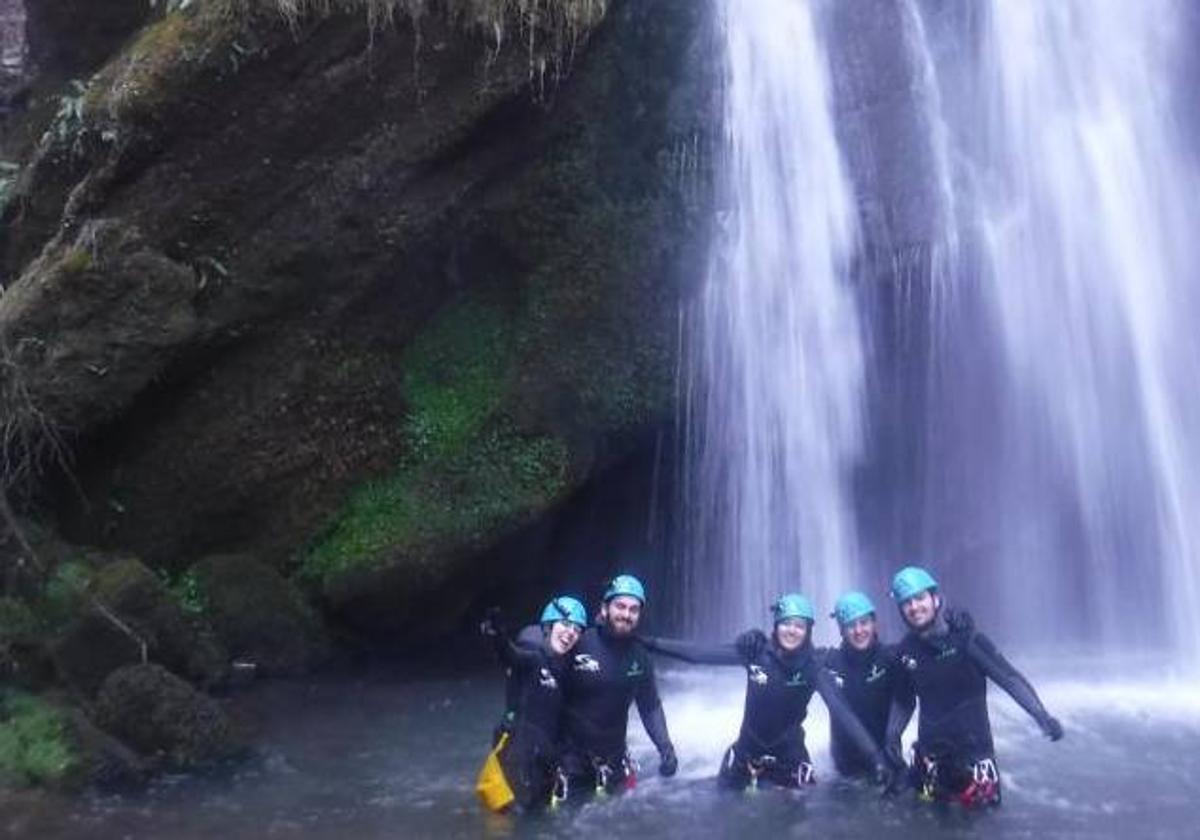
<box><xmin>94</xmin><ymin>664</ymin><xmax>243</xmax><ymax>769</ymax></box>
<box><xmin>191</xmin><ymin>554</ymin><xmax>329</xmax><ymax>676</ymax></box>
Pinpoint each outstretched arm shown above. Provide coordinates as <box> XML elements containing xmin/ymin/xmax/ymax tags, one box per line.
<box><xmin>968</xmin><ymin>633</ymin><xmax>1063</xmax><ymax>740</ymax></box>
<box><xmin>641</xmin><ymin>636</ymin><xmax>744</xmax><ymax>666</ymax></box>
<box><xmin>634</xmin><ymin>656</ymin><xmax>678</xmax><ymax>776</ymax></box>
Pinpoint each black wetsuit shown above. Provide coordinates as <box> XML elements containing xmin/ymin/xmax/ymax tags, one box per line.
<box><xmin>647</xmin><ymin>635</ymin><xmax>886</xmax><ymax>789</ymax></box>
<box><xmin>490</xmin><ymin>631</ymin><xmax>567</xmax><ymax>810</ymax></box>
<box><xmin>494</xmin><ymin>624</ymin><xmax>544</xmax><ymax>745</ymax></box>
<box><xmin>886</xmin><ymin>618</ymin><xmax>1059</xmax><ymax>805</ymax></box>
<box><xmin>560</xmin><ymin>625</ymin><xmax>673</xmax><ymax>794</ymax></box>
<box><xmin>823</xmin><ymin>641</ymin><xmax>901</xmax><ymax>777</ymax></box>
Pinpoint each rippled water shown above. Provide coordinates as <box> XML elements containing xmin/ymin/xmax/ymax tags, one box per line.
<box><xmin>6</xmin><ymin>662</ymin><xmax>1198</xmax><ymax>839</ymax></box>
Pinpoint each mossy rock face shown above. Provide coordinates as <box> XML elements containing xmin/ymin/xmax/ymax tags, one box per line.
<box><xmin>190</xmin><ymin>554</ymin><xmax>330</xmax><ymax>676</ymax></box>
<box><xmin>0</xmin><ymin>220</ymin><xmax>200</xmax><ymax>434</ymax></box>
<box><xmin>3</xmin><ymin>1</ymin><xmax>711</xmax><ymax>641</ymax></box>
<box><xmin>52</xmin><ymin>558</ymin><xmax>227</xmax><ymax>696</ymax></box>
<box><xmin>90</xmin><ymin>558</ymin><xmax>228</xmax><ymax>687</ymax></box>
<box><xmin>0</xmin><ymin>691</ymin><xmax>79</xmax><ymax>789</ymax></box>
<box><xmin>94</xmin><ymin>664</ymin><xmax>244</xmax><ymax>770</ymax></box>
<box><xmin>0</xmin><ymin>599</ymin><xmax>53</xmax><ymax>689</ymax></box>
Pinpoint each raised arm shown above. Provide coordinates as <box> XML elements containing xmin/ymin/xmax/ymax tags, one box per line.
<box><xmin>493</xmin><ymin>630</ymin><xmax>542</xmax><ymax>670</ymax></box>
<box><xmin>968</xmin><ymin>633</ymin><xmax>1063</xmax><ymax>740</ymax></box>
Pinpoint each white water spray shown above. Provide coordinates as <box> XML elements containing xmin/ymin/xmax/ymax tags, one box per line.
<box><xmin>901</xmin><ymin>0</ymin><xmax>1200</xmax><ymax>659</ymax></box>
<box><xmin>685</xmin><ymin>0</ymin><xmax>864</xmax><ymax>639</ymax></box>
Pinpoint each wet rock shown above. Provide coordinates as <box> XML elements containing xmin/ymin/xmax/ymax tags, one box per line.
<box><xmin>190</xmin><ymin>554</ymin><xmax>329</xmax><ymax>676</ymax></box>
<box><xmin>0</xmin><ymin>221</ymin><xmax>201</xmax><ymax>435</ymax></box>
<box><xmin>94</xmin><ymin>664</ymin><xmax>243</xmax><ymax>769</ymax></box>
<box><xmin>0</xmin><ymin>597</ymin><xmax>52</xmax><ymax>689</ymax></box>
<box><xmin>51</xmin><ymin>558</ymin><xmax>227</xmax><ymax>696</ymax></box>
<box><xmin>90</xmin><ymin>558</ymin><xmax>227</xmax><ymax>687</ymax></box>
<box><xmin>50</xmin><ymin>609</ymin><xmax>142</xmax><ymax>698</ymax></box>
<box><xmin>63</xmin><ymin>708</ymin><xmax>148</xmax><ymax>791</ymax></box>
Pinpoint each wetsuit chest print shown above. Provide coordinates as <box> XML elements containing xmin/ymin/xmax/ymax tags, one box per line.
<box><xmin>573</xmin><ymin>653</ymin><xmax>601</xmax><ymax>672</ymax></box>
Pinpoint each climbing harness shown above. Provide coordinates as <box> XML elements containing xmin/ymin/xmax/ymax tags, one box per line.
<box><xmin>957</xmin><ymin>757</ymin><xmax>1001</xmax><ymax>808</ymax></box>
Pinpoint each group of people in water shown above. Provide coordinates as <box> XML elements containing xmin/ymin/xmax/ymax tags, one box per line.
<box><xmin>475</xmin><ymin>566</ymin><xmax>1064</xmax><ymax>814</ymax></box>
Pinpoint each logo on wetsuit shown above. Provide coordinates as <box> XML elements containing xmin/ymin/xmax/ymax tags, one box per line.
<box><xmin>866</xmin><ymin>663</ymin><xmax>888</xmax><ymax>683</ymax></box>
<box><xmin>785</xmin><ymin>671</ymin><xmax>807</xmax><ymax>688</ymax></box>
<box><xmin>901</xmin><ymin>654</ymin><xmax>919</xmax><ymax>671</ymax></box>
<box><xmin>935</xmin><ymin>645</ymin><xmax>959</xmax><ymax>661</ymax></box>
<box><xmin>573</xmin><ymin>654</ymin><xmax>601</xmax><ymax>672</ymax></box>
<box><xmin>830</xmin><ymin>670</ymin><xmax>846</xmax><ymax>689</ymax></box>
<box><xmin>626</xmin><ymin>660</ymin><xmax>645</xmax><ymax>678</ymax></box>
<box><xmin>748</xmin><ymin>665</ymin><xmax>769</xmax><ymax>685</ymax></box>
<box><xmin>538</xmin><ymin>668</ymin><xmax>558</xmax><ymax>689</ymax></box>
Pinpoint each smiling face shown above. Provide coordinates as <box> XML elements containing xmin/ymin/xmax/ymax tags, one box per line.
<box><xmin>900</xmin><ymin>589</ymin><xmax>940</xmax><ymax>631</ymax></box>
<box><xmin>841</xmin><ymin>615</ymin><xmax>877</xmax><ymax>651</ymax></box>
<box><xmin>774</xmin><ymin>618</ymin><xmax>809</xmax><ymax>652</ymax></box>
<box><xmin>547</xmin><ymin>620</ymin><xmax>582</xmax><ymax>655</ymax></box>
<box><xmin>600</xmin><ymin>595</ymin><xmax>642</xmax><ymax>637</ymax></box>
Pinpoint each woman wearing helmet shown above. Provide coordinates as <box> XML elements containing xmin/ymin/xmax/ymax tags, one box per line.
<box><xmin>644</xmin><ymin>593</ymin><xmax>893</xmax><ymax>790</ymax></box>
<box><xmin>477</xmin><ymin>596</ymin><xmax>587</xmax><ymax>812</ymax></box>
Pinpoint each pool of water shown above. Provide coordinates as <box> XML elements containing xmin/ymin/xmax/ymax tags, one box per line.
<box><xmin>4</xmin><ymin>660</ymin><xmax>1198</xmax><ymax>839</ymax></box>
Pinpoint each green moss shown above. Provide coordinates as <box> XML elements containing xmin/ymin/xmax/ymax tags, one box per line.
<box><xmin>401</xmin><ymin>295</ymin><xmax>513</xmax><ymax>462</ymax></box>
<box><xmin>0</xmin><ymin>599</ymin><xmax>38</xmax><ymax>642</ymax></box>
<box><xmin>302</xmin><ymin>422</ymin><xmax>570</xmax><ymax>585</ymax></box>
<box><xmin>0</xmin><ymin>692</ymin><xmax>78</xmax><ymax>787</ymax></box>
<box><xmin>165</xmin><ymin>569</ymin><xmax>206</xmax><ymax>616</ymax></box>
<box><xmin>38</xmin><ymin>560</ymin><xmax>95</xmax><ymax>632</ymax></box>
<box><xmin>59</xmin><ymin>247</ymin><xmax>94</xmax><ymax>276</ymax></box>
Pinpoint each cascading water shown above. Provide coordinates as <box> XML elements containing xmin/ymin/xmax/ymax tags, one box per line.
<box><xmin>904</xmin><ymin>0</ymin><xmax>1200</xmax><ymax>661</ymax></box>
<box><xmin>684</xmin><ymin>0</ymin><xmax>864</xmax><ymax>640</ymax></box>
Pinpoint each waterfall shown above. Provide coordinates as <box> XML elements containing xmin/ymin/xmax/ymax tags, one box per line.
<box><xmin>684</xmin><ymin>0</ymin><xmax>864</xmax><ymax>640</ymax></box>
<box><xmin>911</xmin><ymin>0</ymin><xmax>1200</xmax><ymax>659</ymax></box>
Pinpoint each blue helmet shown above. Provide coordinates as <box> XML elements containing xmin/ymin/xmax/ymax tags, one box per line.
<box><xmin>604</xmin><ymin>574</ymin><xmax>646</xmax><ymax>605</ymax></box>
<box><xmin>891</xmin><ymin>566</ymin><xmax>939</xmax><ymax>602</ymax></box>
<box><xmin>772</xmin><ymin>593</ymin><xmax>814</xmax><ymax>624</ymax></box>
<box><xmin>832</xmin><ymin>591</ymin><xmax>876</xmax><ymax>626</ymax></box>
<box><xmin>540</xmin><ymin>596</ymin><xmax>587</xmax><ymax>628</ymax></box>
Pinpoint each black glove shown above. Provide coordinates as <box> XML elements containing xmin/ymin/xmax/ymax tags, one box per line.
<box><xmin>735</xmin><ymin>629</ymin><xmax>768</xmax><ymax>661</ymax></box>
<box><xmin>943</xmin><ymin>606</ymin><xmax>976</xmax><ymax>636</ymax></box>
<box><xmin>658</xmin><ymin>744</ymin><xmax>678</xmax><ymax>777</ymax></box>
<box><xmin>479</xmin><ymin>606</ymin><xmax>504</xmax><ymax>638</ymax></box>
<box><xmin>1040</xmin><ymin>715</ymin><xmax>1064</xmax><ymax>741</ymax></box>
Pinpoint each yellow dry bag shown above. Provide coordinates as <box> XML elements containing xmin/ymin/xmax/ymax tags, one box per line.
<box><xmin>475</xmin><ymin>732</ymin><xmax>516</xmax><ymax>812</ymax></box>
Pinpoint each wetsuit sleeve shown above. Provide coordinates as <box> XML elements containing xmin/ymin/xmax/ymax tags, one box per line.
<box><xmin>884</xmin><ymin>667</ymin><xmax>916</xmax><ymax>768</ymax></box>
<box><xmin>967</xmin><ymin>632</ymin><xmax>1056</xmax><ymax>729</ymax></box>
<box><xmin>634</xmin><ymin>654</ymin><xmax>674</xmax><ymax>754</ymax></box>
<box><xmin>491</xmin><ymin>632</ymin><xmax>541</xmax><ymax>670</ymax></box>
<box><xmin>815</xmin><ymin>667</ymin><xmax>885</xmax><ymax>765</ymax></box>
<box><xmin>641</xmin><ymin>636</ymin><xmax>744</xmax><ymax>666</ymax></box>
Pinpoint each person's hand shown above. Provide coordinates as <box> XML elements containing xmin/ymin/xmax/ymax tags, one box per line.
<box><xmin>1040</xmin><ymin>715</ymin><xmax>1064</xmax><ymax>741</ymax></box>
<box><xmin>658</xmin><ymin>744</ymin><xmax>678</xmax><ymax>777</ymax></box>
<box><xmin>479</xmin><ymin>607</ymin><xmax>504</xmax><ymax>637</ymax></box>
<box><xmin>736</xmin><ymin>629</ymin><xmax>768</xmax><ymax>661</ymax></box>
